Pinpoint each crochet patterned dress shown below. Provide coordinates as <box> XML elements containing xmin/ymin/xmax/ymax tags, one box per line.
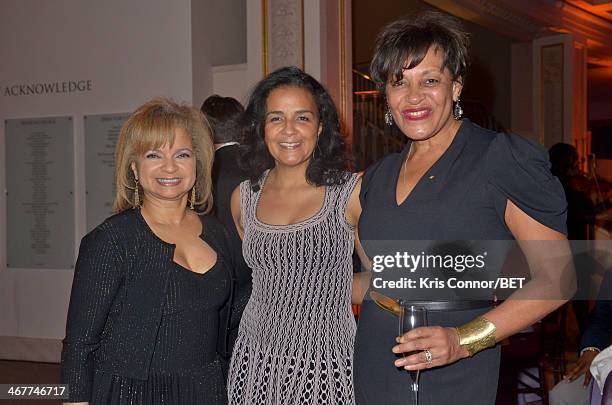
<box><xmin>227</xmin><ymin>171</ymin><xmax>359</xmax><ymax>405</ymax></box>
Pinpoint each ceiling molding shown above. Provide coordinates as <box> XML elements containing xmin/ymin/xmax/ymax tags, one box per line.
<box><xmin>423</xmin><ymin>0</ymin><xmax>544</xmax><ymax>41</ymax></box>
<box><xmin>423</xmin><ymin>0</ymin><xmax>612</xmax><ymax>65</ymax></box>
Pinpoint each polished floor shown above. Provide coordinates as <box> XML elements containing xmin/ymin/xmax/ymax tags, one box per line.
<box><xmin>0</xmin><ymin>360</ymin><xmax>60</xmax><ymax>405</ymax></box>
<box><xmin>0</xmin><ymin>359</ymin><xmax>550</xmax><ymax>405</ymax></box>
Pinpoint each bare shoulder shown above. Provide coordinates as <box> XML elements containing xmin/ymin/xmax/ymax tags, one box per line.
<box><xmin>345</xmin><ymin>176</ymin><xmax>362</xmax><ymax>227</ymax></box>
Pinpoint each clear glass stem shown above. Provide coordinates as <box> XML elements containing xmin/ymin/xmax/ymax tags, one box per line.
<box><xmin>410</xmin><ymin>370</ymin><xmax>420</xmax><ymax>405</ymax></box>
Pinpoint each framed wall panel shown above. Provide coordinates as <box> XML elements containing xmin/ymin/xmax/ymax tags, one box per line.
<box><xmin>84</xmin><ymin>113</ymin><xmax>129</xmax><ymax>231</ymax></box>
<box><xmin>5</xmin><ymin>116</ymin><xmax>74</xmax><ymax>269</ymax></box>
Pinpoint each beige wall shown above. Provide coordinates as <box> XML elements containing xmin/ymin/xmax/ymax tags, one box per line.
<box><xmin>210</xmin><ymin>0</ymin><xmax>247</xmax><ymax>66</ymax></box>
<box><xmin>0</xmin><ymin>0</ymin><xmax>214</xmax><ymax>362</ymax></box>
<box><xmin>212</xmin><ymin>64</ymin><xmax>249</xmax><ymax>104</ymax></box>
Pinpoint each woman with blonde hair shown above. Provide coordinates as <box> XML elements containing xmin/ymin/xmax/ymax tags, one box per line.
<box><xmin>62</xmin><ymin>97</ymin><xmax>234</xmax><ymax>405</ymax></box>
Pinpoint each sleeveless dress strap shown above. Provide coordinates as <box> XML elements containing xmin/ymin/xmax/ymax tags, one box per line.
<box><xmin>330</xmin><ymin>172</ymin><xmax>360</xmax><ymax>231</ymax></box>
<box><xmin>239</xmin><ymin>180</ymin><xmax>254</xmax><ymax>232</ymax></box>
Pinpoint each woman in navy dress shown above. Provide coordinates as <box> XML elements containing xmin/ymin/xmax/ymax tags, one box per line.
<box><xmin>354</xmin><ymin>11</ymin><xmax>575</xmax><ymax>405</ymax></box>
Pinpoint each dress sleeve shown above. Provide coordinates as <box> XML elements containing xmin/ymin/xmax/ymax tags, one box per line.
<box><xmin>486</xmin><ymin>132</ymin><xmax>568</xmax><ymax>235</ymax></box>
<box><xmin>60</xmin><ymin>224</ymin><xmax>126</xmax><ymax>402</ymax></box>
<box><xmin>201</xmin><ymin>215</ymin><xmax>241</xmax><ymax>359</ymax></box>
<box><xmin>359</xmin><ymin>158</ymin><xmax>384</xmax><ymax>207</ymax></box>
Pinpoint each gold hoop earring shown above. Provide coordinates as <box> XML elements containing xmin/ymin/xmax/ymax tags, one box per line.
<box><xmin>134</xmin><ymin>178</ymin><xmax>141</xmax><ymax>208</ymax></box>
<box><xmin>189</xmin><ymin>186</ymin><xmax>196</xmax><ymax>210</ymax></box>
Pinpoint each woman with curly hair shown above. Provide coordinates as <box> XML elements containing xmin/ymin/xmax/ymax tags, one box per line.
<box><xmin>226</xmin><ymin>66</ymin><xmax>365</xmax><ymax>404</ymax></box>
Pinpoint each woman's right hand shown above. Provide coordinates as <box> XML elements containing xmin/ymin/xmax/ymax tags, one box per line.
<box><xmin>393</xmin><ymin>325</ymin><xmax>470</xmax><ymax>370</ymax></box>
<box><xmin>564</xmin><ymin>350</ymin><xmax>599</xmax><ymax>386</ymax></box>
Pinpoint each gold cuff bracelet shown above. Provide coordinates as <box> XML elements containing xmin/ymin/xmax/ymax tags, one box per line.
<box><xmin>455</xmin><ymin>316</ymin><xmax>497</xmax><ymax>357</ymax></box>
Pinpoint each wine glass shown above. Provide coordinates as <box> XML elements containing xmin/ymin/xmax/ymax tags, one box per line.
<box><xmin>398</xmin><ymin>302</ymin><xmax>428</xmax><ymax>405</ymax></box>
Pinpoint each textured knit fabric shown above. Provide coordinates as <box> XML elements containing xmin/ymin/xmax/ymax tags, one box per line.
<box><xmin>227</xmin><ymin>171</ymin><xmax>359</xmax><ymax>405</ymax></box>
<box><xmin>61</xmin><ymin>209</ymin><xmax>233</xmax><ymax>404</ymax></box>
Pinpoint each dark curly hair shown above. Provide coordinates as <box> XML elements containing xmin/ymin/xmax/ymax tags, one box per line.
<box><xmin>370</xmin><ymin>11</ymin><xmax>470</xmax><ymax>97</ymax></box>
<box><xmin>240</xmin><ymin>66</ymin><xmax>350</xmax><ymax>189</ymax></box>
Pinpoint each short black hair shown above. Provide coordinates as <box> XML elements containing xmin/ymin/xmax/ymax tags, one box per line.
<box><xmin>370</xmin><ymin>11</ymin><xmax>470</xmax><ymax>95</ymax></box>
<box><xmin>240</xmin><ymin>66</ymin><xmax>350</xmax><ymax>188</ymax></box>
<box><xmin>201</xmin><ymin>95</ymin><xmax>244</xmax><ymax>144</ymax></box>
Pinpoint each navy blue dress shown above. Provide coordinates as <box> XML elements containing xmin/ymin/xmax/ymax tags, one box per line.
<box><xmin>355</xmin><ymin>119</ymin><xmax>567</xmax><ymax>405</ymax></box>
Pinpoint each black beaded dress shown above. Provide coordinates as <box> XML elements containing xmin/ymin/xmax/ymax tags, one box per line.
<box><xmin>355</xmin><ymin>120</ymin><xmax>568</xmax><ymax>405</ymax></box>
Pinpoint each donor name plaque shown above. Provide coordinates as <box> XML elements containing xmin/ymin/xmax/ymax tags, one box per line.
<box><xmin>5</xmin><ymin>116</ymin><xmax>74</xmax><ymax>269</ymax></box>
<box><xmin>84</xmin><ymin>113</ymin><xmax>129</xmax><ymax>231</ymax></box>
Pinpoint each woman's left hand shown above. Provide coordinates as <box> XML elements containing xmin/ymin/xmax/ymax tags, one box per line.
<box><xmin>392</xmin><ymin>326</ymin><xmax>470</xmax><ymax>370</ymax></box>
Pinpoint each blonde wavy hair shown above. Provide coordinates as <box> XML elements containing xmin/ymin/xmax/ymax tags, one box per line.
<box><xmin>113</xmin><ymin>97</ymin><xmax>214</xmax><ymax>214</ymax></box>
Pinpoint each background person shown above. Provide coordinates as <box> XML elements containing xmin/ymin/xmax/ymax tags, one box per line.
<box><xmin>549</xmin><ymin>269</ymin><xmax>612</xmax><ymax>405</ymax></box>
<box><xmin>549</xmin><ymin>143</ymin><xmax>596</xmax><ymax>241</ymax></box>
<box><xmin>201</xmin><ymin>94</ymin><xmax>247</xmax><ymax>232</ymax></box>
<box><xmin>201</xmin><ymin>95</ymin><xmax>251</xmax><ymax>366</ymax></box>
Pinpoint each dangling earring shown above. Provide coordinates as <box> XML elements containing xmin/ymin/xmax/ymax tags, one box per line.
<box><xmin>189</xmin><ymin>186</ymin><xmax>196</xmax><ymax>210</ymax></box>
<box><xmin>133</xmin><ymin>177</ymin><xmax>141</xmax><ymax>208</ymax></box>
<box><xmin>453</xmin><ymin>98</ymin><xmax>463</xmax><ymax>120</ymax></box>
<box><xmin>385</xmin><ymin>109</ymin><xmax>393</xmax><ymax>126</ymax></box>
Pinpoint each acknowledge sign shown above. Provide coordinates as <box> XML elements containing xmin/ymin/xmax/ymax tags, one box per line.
<box><xmin>5</xmin><ymin>116</ymin><xmax>74</xmax><ymax>269</ymax></box>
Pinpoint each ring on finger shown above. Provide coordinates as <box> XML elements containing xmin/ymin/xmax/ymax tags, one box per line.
<box><xmin>423</xmin><ymin>348</ymin><xmax>433</xmax><ymax>364</ymax></box>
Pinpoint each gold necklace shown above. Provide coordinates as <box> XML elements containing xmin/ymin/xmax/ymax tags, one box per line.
<box><xmin>402</xmin><ymin>142</ymin><xmax>414</xmax><ymax>186</ymax></box>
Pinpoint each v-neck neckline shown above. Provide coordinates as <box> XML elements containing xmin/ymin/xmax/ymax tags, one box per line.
<box><xmin>393</xmin><ymin>119</ymin><xmax>468</xmax><ymax>207</ymax></box>
<box><xmin>136</xmin><ymin>208</ymin><xmax>219</xmax><ymax>275</ymax></box>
